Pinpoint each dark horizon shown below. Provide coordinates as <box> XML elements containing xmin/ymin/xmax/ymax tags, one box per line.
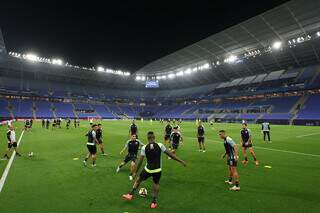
<box><xmin>0</xmin><ymin>0</ymin><xmax>289</xmax><ymax>72</ymax></box>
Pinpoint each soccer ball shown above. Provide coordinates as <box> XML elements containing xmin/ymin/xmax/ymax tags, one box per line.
<box><xmin>138</xmin><ymin>188</ymin><xmax>147</xmax><ymax>197</ymax></box>
<box><xmin>28</xmin><ymin>152</ymin><xmax>34</xmax><ymax>157</ymax></box>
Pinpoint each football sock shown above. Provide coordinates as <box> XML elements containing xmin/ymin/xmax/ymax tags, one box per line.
<box><xmin>152</xmin><ymin>197</ymin><xmax>157</xmax><ymax>203</ymax></box>
<box><xmin>235</xmin><ymin>181</ymin><xmax>239</xmax><ymax>187</ymax></box>
<box><xmin>130</xmin><ymin>187</ymin><xmax>137</xmax><ymax>195</ymax></box>
<box><xmin>253</xmin><ymin>157</ymin><xmax>257</xmax><ymax>161</ymax></box>
<box><xmin>84</xmin><ymin>157</ymin><xmax>88</xmax><ymax>161</ymax></box>
<box><xmin>229</xmin><ymin>177</ymin><xmax>232</xmax><ymax>182</ymax></box>
<box><xmin>244</xmin><ymin>157</ymin><xmax>248</xmax><ymax>161</ymax></box>
<box><xmin>92</xmin><ymin>160</ymin><xmax>96</xmax><ymax>165</ymax></box>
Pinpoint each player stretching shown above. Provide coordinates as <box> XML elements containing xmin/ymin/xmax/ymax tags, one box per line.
<box><xmin>3</xmin><ymin>126</ymin><xmax>21</xmax><ymax>159</ymax></box>
<box><xmin>240</xmin><ymin>123</ymin><xmax>259</xmax><ymax>165</ymax></box>
<box><xmin>219</xmin><ymin>130</ymin><xmax>240</xmax><ymax>191</ymax></box>
<box><xmin>197</xmin><ymin>121</ymin><xmax>206</xmax><ymax>152</ymax></box>
<box><xmin>129</xmin><ymin>120</ymin><xmax>138</xmax><ymax>138</ymax></box>
<box><xmin>170</xmin><ymin>126</ymin><xmax>183</xmax><ymax>156</ymax></box>
<box><xmin>83</xmin><ymin>124</ymin><xmax>99</xmax><ymax>167</ymax></box>
<box><xmin>116</xmin><ymin>134</ymin><xmax>144</xmax><ymax>180</ymax></box>
<box><xmin>164</xmin><ymin>121</ymin><xmax>172</xmax><ymax>149</ymax></box>
<box><xmin>96</xmin><ymin>124</ymin><xmax>107</xmax><ymax>155</ymax></box>
<box><xmin>122</xmin><ymin>131</ymin><xmax>186</xmax><ymax>209</ymax></box>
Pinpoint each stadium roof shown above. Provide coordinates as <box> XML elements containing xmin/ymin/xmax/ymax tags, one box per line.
<box><xmin>136</xmin><ymin>0</ymin><xmax>320</xmax><ymax>88</ymax></box>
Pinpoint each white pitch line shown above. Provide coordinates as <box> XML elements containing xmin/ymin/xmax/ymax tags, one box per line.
<box><xmin>254</xmin><ymin>146</ymin><xmax>320</xmax><ymax>158</ymax></box>
<box><xmin>296</xmin><ymin>132</ymin><xmax>320</xmax><ymax>138</ymax></box>
<box><xmin>0</xmin><ymin>130</ymin><xmax>25</xmax><ymax>193</ymax></box>
<box><xmin>184</xmin><ymin>136</ymin><xmax>320</xmax><ymax>158</ymax></box>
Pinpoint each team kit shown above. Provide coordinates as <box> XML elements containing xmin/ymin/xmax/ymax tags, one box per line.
<box><xmin>4</xmin><ymin>119</ymin><xmax>271</xmax><ymax>209</ymax></box>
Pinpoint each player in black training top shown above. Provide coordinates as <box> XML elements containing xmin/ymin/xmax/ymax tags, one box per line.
<box><xmin>66</xmin><ymin>118</ymin><xmax>71</xmax><ymax>129</ymax></box>
<box><xmin>122</xmin><ymin>131</ymin><xmax>186</xmax><ymax>209</ymax></box>
<box><xmin>164</xmin><ymin>121</ymin><xmax>172</xmax><ymax>149</ymax></box>
<box><xmin>116</xmin><ymin>134</ymin><xmax>144</xmax><ymax>181</ymax></box>
<box><xmin>129</xmin><ymin>120</ymin><xmax>138</xmax><ymax>138</ymax></box>
<box><xmin>197</xmin><ymin>121</ymin><xmax>206</xmax><ymax>152</ymax></box>
<box><xmin>83</xmin><ymin>124</ymin><xmax>99</xmax><ymax>167</ymax></box>
<box><xmin>170</xmin><ymin>126</ymin><xmax>183</xmax><ymax>155</ymax></box>
<box><xmin>46</xmin><ymin>119</ymin><xmax>50</xmax><ymax>129</ymax></box>
<box><xmin>240</xmin><ymin>123</ymin><xmax>259</xmax><ymax>166</ymax></box>
<box><xmin>96</xmin><ymin>124</ymin><xmax>107</xmax><ymax>155</ymax></box>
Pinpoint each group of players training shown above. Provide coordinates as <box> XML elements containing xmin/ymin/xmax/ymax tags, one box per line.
<box><xmin>82</xmin><ymin>119</ymin><xmax>271</xmax><ymax>209</ymax></box>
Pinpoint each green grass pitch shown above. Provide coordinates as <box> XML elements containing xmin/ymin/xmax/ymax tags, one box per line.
<box><xmin>0</xmin><ymin>120</ymin><xmax>320</xmax><ymax>213</ymax></box>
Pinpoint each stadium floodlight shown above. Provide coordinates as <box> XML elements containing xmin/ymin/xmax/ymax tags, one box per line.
<box><xmin>272</xmin><ymin>41</ymin><xmax>282</xmax><ymax>50</ymax></box>
<box><xmin>161</xmin><ymin>75</ymin><xmax>167</xmax><ymax>79</ymax></box>
<box><xmin>225</xmin><ymin>55</ymin><xmax>238</xmax><ymax>63</ymax></box>
<box><xmin>317</xmin><ymin>32</ymin><xmax>320</xmax><ymax>37</ymax></box>
<box><xmin>124</xmin><ymin>72</ymin><xmax>130</xmax><ymax>76</ymax></box>
<box><xmin>192</xmin><ymin>67</ymin><xmax>198</xmax><ymax>72</ymax></box>
<box><xmin>185</xmin><ymin>68</ymin><xmax>192</xmax><ymax>74</ymax></box>
<box><xmin>141</xmin><ymin>76</ymin><xmax>146</xmax><ymax>81</ymax></box>
<box><xmin>135</xmin><ymin>76</ymin><xmax>141</xmax><ymax>80</ymax></box>
<box><xmin>176</xmin><ymin>71</ymin><xmax>183</xmax><ymax>76</ymax></box>
<box><xmin>168</xmin><ymin>73</ymin><xmax>175</xmax><ymax>79</ymax></box>
<box><xmin>97</xmin><ymin>66</ymin><xmax>105</xmax><ymax>72</ymax></box>
<box><xmin>25</xmin><ymin>53</ymin><xmax>39</xmax><ymax>62</ymax></box>
<box><xmin>52</xmin><ymin>58</ymin><xmax>63</xmax><ymax>65</ymax></box>
<box><xmin>203</xmin><ymin>63</ymin><xmax>210</xmax><ymax>69</ymax></box>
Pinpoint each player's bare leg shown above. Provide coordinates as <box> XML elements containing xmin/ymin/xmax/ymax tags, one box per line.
<box><xmin>14</xmin><ymin>147</ymin><xmax>21</xmax><ymax>156</ymax></box>
<box><xmin>201</xmin><ymin>142</ymin><xmax>206</xmax><ymax>152</ymax></box>
<box><xmin>129</xmin><ymin>162</ymin><xmax>136</xmax><ymax>180</ymax></box>
<box><xmin>151</xmin><ymin>183</ymin><xmax>160</xmax><ymax>208</ymax></box>
<box><xmin>91</xmin><ymin>154</ymin><xmax>97</xmax><ymax>167</ymax></box>
<box><xmin>83</xmin><ymin>153</ymin><xmax>91</xmax><ymax>166</ymax></box>
<box><xmin>225</xmin><ymin>166</ymin><xmax>233</xmax><ymax>185</ymax></box>
<box><xmin>249</xmin><ymin>147</ymin><xmax>259</xmax><ymax>165</ymax></box>
<box><xmin>198</xmin><ymin>143</ymin><xmax>202</xmax><ymax>152</ymax></box>
<box><xmin>3</xmin><ymin>147</ymin><xmax>11</xmax><ymax>159</ymax></box>
<box><xmin>230</xmin><ymin>166</ymin><xmax>240</xmax><ymax>191</ymax></box>
<box><xmin>241</xmin><ymin>147</ymin><xmax>248</xmax><ymax>164</ymax></box>
<box><xmin>99</xmin><ymin>143</ymin><xmax>106</xmax><ymax>155</ymax></box>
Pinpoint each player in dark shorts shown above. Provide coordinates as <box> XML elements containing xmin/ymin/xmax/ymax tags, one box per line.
<box><xmin>66</xmin><ymin>118</ymin><xmax>71</xmax><ymax>129</ymax></box>
<box><xmin>240</xmin><ymin>123</ymin><xmax>259</xmax><ymax>165</ymax></box>
<box><xmin>3</xmin><ymin>125</ymin><xmax>21</xmax><ymax>159</ymax></box>
<box><xmin>42</xmin><ymin>119</ymin><xmax>45</xmax><ymax>128</ymax></box>
<box><xmin>52</xmin><ymin>119</ymin><xmax>57</xmax><ymax>129</ymax></box>
<box><xmin>164</xmin><ymin>121</ymin><xmax>172</xmax><ymax>149</ymax></box>
<box><xmin>24</xmin><ymin>119</ymin><xmax>31</xmax><ymax>130</ymax></box>
<box><xmin>96</xmin><ymin>124</ymin><xmax>107</xmax><ymax>155</ymax></box>
<box><xmin>83</xmin><ymin>124</ymin><xmax>99</xmax><ymax>167</ymax></box>
<box><xmin>116</xmin><ymin>134</ymin><xmax>144</xmax><ymax>180</ymax></box>
<box><xmin>46</xmin><ymin>119</ymin><xmax>50</xmax><ymax>129</ymax></box>
<box><xmin>219</xmin><ymin>130</ymin><xmax>240</xmax><ymax>191</ymax></box>
<box><xmin>170</xmin><ymin>126</ymin><xmax>183</xmax><ymax>155</ymax></box>
<box><xmin>122</xmin><ymin>131</ymin><xmax>186</xmax><ymax>209</ymax></box>
<box><xmin>197</xmin><ymin>121</ymin><xmax>206</xmax><ymax>152</ymax></box>
<box><xmin>129</xmin><ymin>120</ymin><xmax>138</xmax><ymax>138</ymax></box>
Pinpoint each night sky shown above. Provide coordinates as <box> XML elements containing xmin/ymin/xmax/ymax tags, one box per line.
<box><xmin>0</xmin><ymin>0</ymin><xmax>289</xmax><ymax>72</ymax></box>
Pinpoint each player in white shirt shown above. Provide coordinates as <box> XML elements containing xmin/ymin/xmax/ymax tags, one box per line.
<box><xmin>3</xmin><ymin>126</ymin><xmax>21</xmax><ymax>159</ymax></box>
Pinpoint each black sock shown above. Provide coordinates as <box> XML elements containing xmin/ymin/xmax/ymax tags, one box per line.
<box><xmin>235</xmin><ymin>181</ymin><xmax>239</xmax><ymax>187</ymax></box>
<box><xmin>119</xmin><ymin>164</ymin><xmax>124</xmax><ymax>168</ymax></box>
<box><xmin>229</xmin><ymin>177</ymin><xmax>232</xmax><ymax>182</ymax></box>
<box><xmin>101</xmin><ymin>150</ymin><xmax>105</xmax><ymax>154</ymax></box>
<box><xmin>253</xmin><ymin>157</ymin><xmax>257</xmax><ymax>161</ymax></box>
<box><xmin>84</xmin><ymin>157</ymin><xmax>88</xmax><ymax>161</ymax></box>
<box><xmin>93</xmin><ymin>160</ymin><xmax>96</xmax><ymax>165</ymax></box>
<box><xmin>152</xmin><ymin>197</ymin><xmax>157</xmax><ymax>203</ymax></box>
<box><xmin>130</xmin><ymin>187</ymin><xmax>137</xmax><ymax>195</ymax></box>
<box><xmin>245</xmin><ymin>157</ymin><xmax>248</xmax><ymax>161</ymax></box>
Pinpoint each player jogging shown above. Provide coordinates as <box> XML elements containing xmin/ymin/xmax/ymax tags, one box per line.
<box><xmin>219</xmin><ymin>130</ymin><xmax>240</xmax><ymax>191</ymax></box>
<box><xmin>3</xmin><ymin>126</ymin><xmax>21</xmax><ymax>159</ymax></box>
<box><xmin>83</xmin><ymin>124</ymin><xmax>99</xmax><ymax>167</ymax></box>
<box><xmin>116</xmin><ymin>134</ymin><xmax>144</xmax><ymax>180</ymax></box>
<box><xmin>164</xmin><ymin>121</ymin><xmax>172</xmax><ymax>149</ymax></box>
<box><xmin>261</xmin><ymin>122</ymin><xmax>271</xmax><ymax>143</ymax></box>
<box><xmin>122</xmin><ymin>131</ymin><xmax>186</xmax><ymax>209</ymax></box>
<box><xmin>96</xmin><ymin>124</ymin><xmax>107</xmax><ymax>155</ymax></box>
<box><xmin>170</xmin><ymin>126</ymin><xmax>183</xmax><ymax>156</ymax></box>
<box><xmin>240</xmin><ymin>123</ymin><xmax>259</xmax><ymax>166</ymax></box>
<box><xmin>129</xmin><ymin>120</ymin><xmax>138</xmax><ymax>138</ymax></box>
<box><xmin>197</xmin><ymin>121</ymin><xmax>206</xmax><ymax>152</ymax></box>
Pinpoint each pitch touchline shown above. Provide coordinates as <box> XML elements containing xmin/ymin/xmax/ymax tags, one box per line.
<box><xmin>0</xmin><ymin>130</ymin><xmax>25</xmax><ymax>193</ymax></box>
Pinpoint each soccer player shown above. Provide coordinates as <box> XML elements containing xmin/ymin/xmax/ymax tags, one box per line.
<box><xmin>24</xmin><ymin>119</ymin><xmax>31</xmax><ymax>130</ymax></box>
<box><xmin>261</xmin><ymin>122</ymin><xmax>271</xmax><ymax>143</ymax></box>
<box><xmin>3</xmin><ymin>126</ymin><xmax>21</xmax><ymax>159</ymax></box>
<box><xmin>197</xmin><ymin>121</ymin><xmax>206</xmax><ymax>152</ymax></box>
<box><xmin>89</xmin><ymin>118</ymin><xmax>93</xmax><ymax>126</ymax></box>
<box><xmin>42</xmin><ymin>119</ymin><xmax>45</xmax><ymax>128</ymax></box>
<box><xmin>46</xmin><ymin>119</ymin><xmax>50</xmax><ymax>129</ymax></box>
<box><xmin>129</xmin><ymin>120</ymin><xmax>138</xmax><ymax>138</ymax></box>
<box><xmin>164</xmin><ymin>121</ymin><xmax>172</xmax><ymax>149</ymax></box>
<box><xmin>52</xmin><ymin>119</ymin><xmax>56</xmax><ymax>129</ymax></box>
<box><xmin>83</xmin><ymin>124</ymin><xmax>99</xmax><ymax>167</ymax></box>
<box><xmin>96</xmin><ymin>124</ymin><xmax>106</xmax><ymax>155</ymax></box>
<box><xmin>116</xmin><ymin>134</ymin><xmax>144</xmax><ymax>180</ymax></box>
<box><xmin>170</xmin><ymin>126</ymin><xmax>183</xmax><ymax>155</ymax></box>
<box><xmin>219</xmin><ymin>130</ymin><xmax>240</xmax><ymax>191</ymax></box>
<box><xmin>240</xmin><ymin>123</ymin><xmax>259</xmax><ymax>166</ymax></box>
<box><xmin>74</xmin><ymin>118</ymin><xmax>77</xmax><ymax>128</ymax></box>
<box><xmin>122</xmin><ymin>131</ymin><xmax>186</xmax><ymax>209</ymax></box>
<box><xmin>66</xmin><ymin>118</ymin><xmax>71</xmax><ymax>129</ymax></box>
